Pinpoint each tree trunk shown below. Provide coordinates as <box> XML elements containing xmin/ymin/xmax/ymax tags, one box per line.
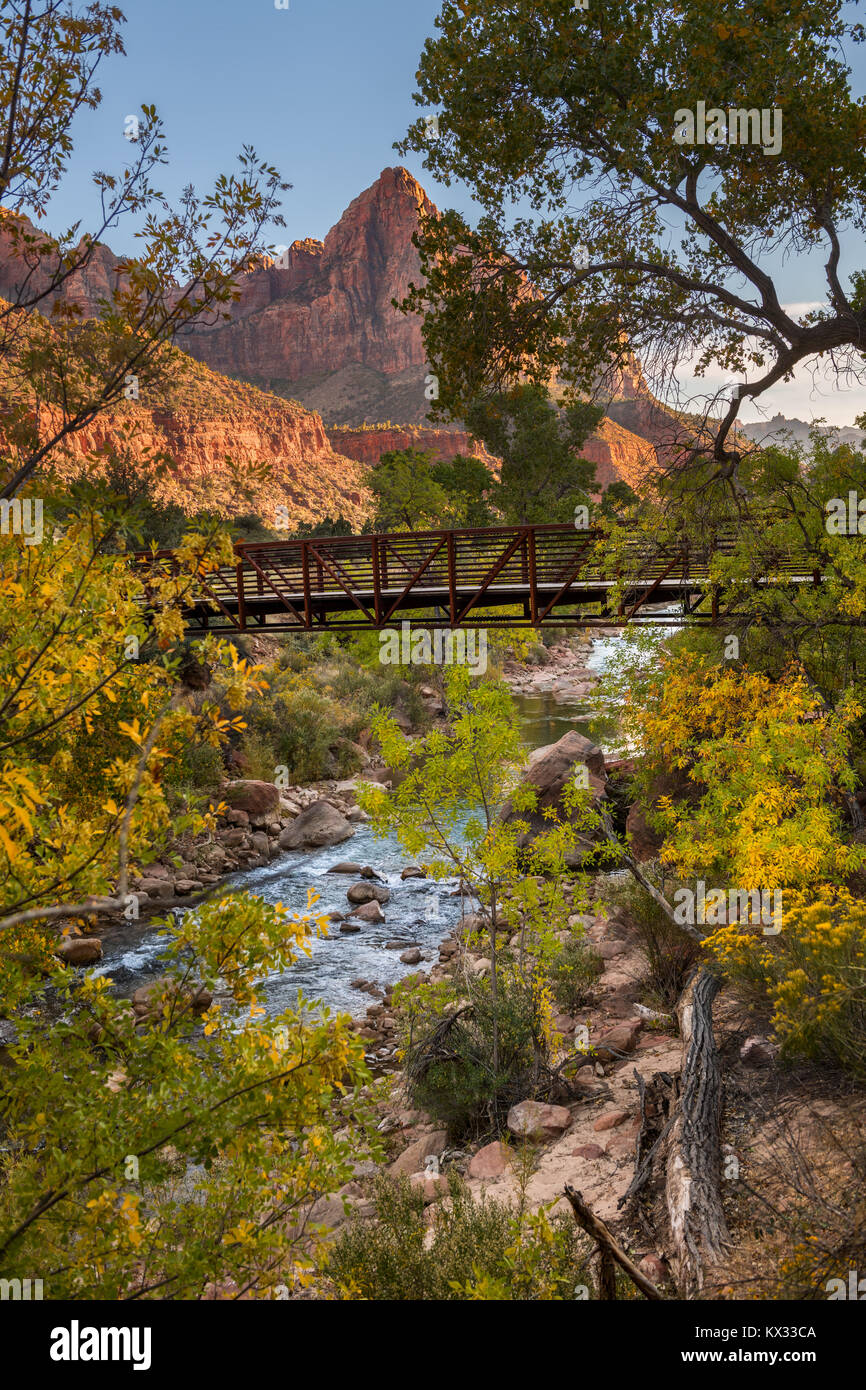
<box><xmin>665</xmin><ymin>968</ymin><xmax>730</xmax><ymax>1295</ymax></box>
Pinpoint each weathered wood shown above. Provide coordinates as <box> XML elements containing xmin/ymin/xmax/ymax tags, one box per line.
<box><xmin>595</xmin><ymin>1244</ymin><xmax>617</xmax><ymax>1300</ymax></box>
<box><xmin>563</xmin><ymin>1185</ymin><xmax>664</xmax><ymax>1300</ymax></box>
<box><xmin>618</xmin><ymin>1068</ymin><xmax>678</xmax><ymax>1211</ymax></box>
<box><xmin>665</xmin><ymin>967</ymin><xmax>731</xmax><ymax>1294</ymax></box>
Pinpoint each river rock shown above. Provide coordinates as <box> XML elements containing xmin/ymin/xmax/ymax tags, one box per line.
<box><xmin>223</xmin><ymin>780</ymin><xmax>280</xmax><ymax>819</ymax></box>
<box><xmin>592</xmin><ymin>1019</ymin><xmax>642</xmax><ymax>1061</ymax></box>
<box><xmin>572</xmin><ymin>1143</ymin><xmax>606</xmax><ymax>1161</ymax></box>
<box><xmin>131</xmin><ymin>977</ymin><xmax>213</xmax><ymax>1022</ymax></box>
<box><xmin>278</xmin><ymin>801</ymin><xmax>355</xmax><ymax>850</ymax></box>
<box><xmin>220</xmin><ymin>829</ymin><xmax>249</xmax><ymax>849</ymax></box>
<box><xmin>352</xmin><ymin>900</ymin><xmax>385</xmax><ymax>923</ymax></box>
<box><xmin>136</xmin><ymin>877</ymin><xmax>175</xmax><ymax>900</ymax></box>
<box><xmin>399</xmin><ymin>947</ymin><xmax>422</xmax><ymax>965</ymax></box>
<box><xmin>346</xmin><ymin>882</ymin><xmax>390</xmax><ymax>905</ymax></box>
<box><xmin>327</xmin><ymin>862</ymin><xmax>363</xmax><ymax>875</ymax></box>
<box><xmin>593</xmin><ymin>1108</ymin><xmax>630</xmax><ymax>1132</ymax></box>
<box><xmin>401</xmin><ymin>866</ymin><xmax>426</xmax><ymax>880</ymax></box>
<box><xmin>55</xmin><ymin>936</ymin><xmax>103</xmax><ymax>966</ymax></box>
<box><xmin>249</xmin><ymin>831</ymin><xmax>270</xmax><ymax>858</ymax></box>
<box><xmin>339</xmin><ymin>921</ymin><xmax>362</xmax><ymax>933</ymax></box>
<box><xmin>506</xmin><ymin>1100</ymin><xmax>573</xmax><ymax>1142</ymax></box>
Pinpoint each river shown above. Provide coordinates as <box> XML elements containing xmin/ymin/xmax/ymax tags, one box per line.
<box><xmin>94</xmin><ymin>631</ymin><xmax>641</xmax><ymax>1017</ymax></box>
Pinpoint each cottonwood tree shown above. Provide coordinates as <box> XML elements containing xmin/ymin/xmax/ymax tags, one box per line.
<box><xmin>398</xmin><ymin>0</ymin><xmax>866</xmax><ymax>491</ymax></box>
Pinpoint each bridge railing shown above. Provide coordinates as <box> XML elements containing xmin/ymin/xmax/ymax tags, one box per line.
<box><xmin>133</xmin><ymin>522</ymin><xmax>816</xmax><ymax>632</ymax></box>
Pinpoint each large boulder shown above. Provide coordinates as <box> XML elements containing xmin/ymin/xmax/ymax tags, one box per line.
<box><xmin>346</xmin><ymin>881</ymin><xmax>391</xmax><ymax>905</ymax></box>
<box><xmin>222</xmin><ymin>780</ymin><xmax>280</xmax><ymax>820</ymax></box>
<box><xmin>591</xmin><ymin>1019</ymin><xmax>643</xmax><ymax>1062</ymax></box>
<box><xmin>351</xmin><ymin>899</ymin><xmax>385</xmax><ymax>923</ymax></box>
<box><xmin>506</xmin><ymin>1099</ymin><xmax>573</xmax><ymax>1142</ymax></box>
<box><xmin>499</xmin><ymin>731</ymin><xmax>607</xmax><ymax>866</ymax></box>
<box><xmin>278</xmin><ymin>801</ymin><xmax>355</xmax><ymax>850</ymax></box>
<box><xmin>388</xmin><ymin>1131</ymin><xmax>448</xmax><ymax>1177</ymax></box>
<box><xmin>55</xmin><ymin>936</ymin><xmax>103</xmax><ymax>966</ymax></box>
<box><xmin>625</xmin><ymin>767</ymin><xmax>695</xmax><ymax>862</ymax></box>
<box><xmin>625</xmin><ymin>803</ymin><xmax>665</xmax><ymax>862</ymax></box>
<box><xmin>468</xmin><ymin>1140</ymin><xmax>511</xmax><ymax>1179</ymax></box>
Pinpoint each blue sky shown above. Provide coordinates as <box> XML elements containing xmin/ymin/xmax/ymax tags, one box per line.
<box><xmin>44</xmin><ymin>0</ymin><xmax>866</xmax><ymax>426</ymax></box>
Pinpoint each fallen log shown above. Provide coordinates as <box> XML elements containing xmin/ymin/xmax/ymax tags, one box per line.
<box><xmin>665</xmin><ymin>967</ymin><xmax>731</xmax><ymax>1295</ymax></box>
<box><xmin>563</xmin><ymin>1184</ymin><xmax>664</xmax><ymax>1300</ymax></box>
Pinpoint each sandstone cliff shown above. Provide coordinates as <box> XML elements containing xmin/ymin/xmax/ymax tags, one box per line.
<box><xmin>326</xmin><ymin>423</ymin><xmax>499</xmax><ymax>471</ymax></box>
<box><xmin>2</xmin><ymin>340</ymin><xmax>368</xmax><ymax>526</ymax></box>
<box><xmin>180</xmin><ymin>166</ymin><xmax>432</xmax><ymax>401</ymax></box>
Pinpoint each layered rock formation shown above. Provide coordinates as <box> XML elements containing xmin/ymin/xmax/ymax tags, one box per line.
<box><xmin>0</xmin><ymin>167</ymin><xmax>678</xmax><ymax>516</ymax></box>
<box><xmin>325</xmin><ymin>422</ymin><xmax>500</xmax><ymax>471</ymax></box>
<box><xmin>180</xmin><ymin>166</ymin><xmax>433</xmax><ymax>400</ymax></box>
<box><xmin>4</xmin><ymin>343</ymin><xmax>369</xmax><ymax>526</ymax></box>
<box><xmin>177</xmin><ymin>167</ymin><xmax>675</xmax><ymax>491</ymax></box>
<box><xmin>0</xmin><ymin>209</ymin><xmax>127</xmax><ymax>319</ymax></box>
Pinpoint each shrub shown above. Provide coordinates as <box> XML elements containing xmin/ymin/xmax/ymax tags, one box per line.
<box><xmin>242</xmin><ymin>682</ymin><xmax>364</xmax><ymax>784</ymax></box>
<box><xmin>707</xmin><ymin>889</ymin><xmax>866</xmax><ymax>1077</ymax></box>
<box><xmin>547</xmin><ymin>937</ymin><xmax>603</xmax><ymax>1014</ymax></box>
<box><xmin>608</xmin><ymin>872</ymin><xmax>700</xmax><ymax>1010</ymax></box>
<box><xmin>399</xmin><ymin>971</ymin><xmax>555</xmax><ymax>1142</ymax></box>
<box><xmin>325</xmin><ymin>1171</ymin><xmax>593</xmax><ymax>1301</ymax></box>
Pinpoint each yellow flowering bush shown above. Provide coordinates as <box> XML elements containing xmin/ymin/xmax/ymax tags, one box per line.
<box><xmin>706</xmin><ymin>890</ymin><xmax>866</xmax><ymax>1075</ymax></box>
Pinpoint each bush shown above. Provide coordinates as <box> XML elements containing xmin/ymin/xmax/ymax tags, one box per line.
<box><xmin>325</xmin><ymin>1171</ymin><xmax>593</xmax><ymax>1301</ymax></box>
<box><xmin>547</xmin><ymin>937</ymin><xmax>603</xmax><ymax>1014</ymax></box>
<box><xmin>707</xmin><ymin>889</ymin><xmax>866</xmax><ymax>1077</ymax></box>
<box><xmin>241</xmin><ymin>682</ymin><xmax>364</xmax><ymax>784</ymax></box>
<box><xmin>399</xmin><ymin>971</ymin><xmax>556</xmax><ymax>1142</ymax></box>
<box><xmin>608</xmin><ymin>872</ymin><xmax>700</xmax><ymax>1010</ymax></box>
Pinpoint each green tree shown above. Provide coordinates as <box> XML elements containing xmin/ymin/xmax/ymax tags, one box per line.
<box><xmin>367</xmin><ymin>448</ymin><xmax>451</xmax><ymax>531</ymax></box>
<box><xmin>464</xmin><ymin>385</ymin><xmax>600</xmax><ymax>524</ymax></box>
<box><xmin>398</xmin><ymin>0</ymin><xmax>866</xmax><ymax>485</ymax></box>
<box><xmin>430</xmin><ymin>453</ymin><xmax>497</xmax><ymax>527</ymax></box>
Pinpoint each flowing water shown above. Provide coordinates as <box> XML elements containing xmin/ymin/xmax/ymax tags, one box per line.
<box><xmin>94</xmin><ymin>630</ymin><xmax>654</xmax><ymax>1017</ymax></box>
